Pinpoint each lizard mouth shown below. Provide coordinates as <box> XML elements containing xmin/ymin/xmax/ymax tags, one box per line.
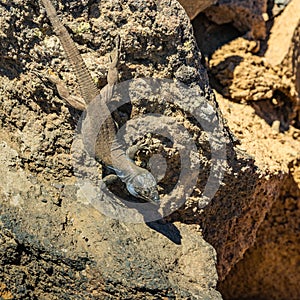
<box><xmin>126</xmin><ymin>181</ymin><xmax>160</xmax><ymax>204</ymax></box>
<box><xmin>125</xmin><ymin>171</ymin><xmax>160</xmax><ymax>205</ymax></box>
<box><xmin>141</xmin><ymin>190</ymin><xmax>160</xmax><ymax>205</ymax></box>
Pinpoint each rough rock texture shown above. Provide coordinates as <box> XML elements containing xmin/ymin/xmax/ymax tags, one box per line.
<box><xmin>208</xmin><ymin>35</ymin><xmax>299</xmax><ymax>131</ymax></box>
<box><xmin>209</xmin><ymin>38</ymin><xmax>285</xmax><ymax>102</ymax></box>
<box><xmin>203</xmin><ymin>0</ymin><xmax>268</xmax><ymax>40</ymax></box>
<box><xmin>0</xmin><ymin>0</ymin><xmax>295</xmax><ymax>299</ymax></box>
<box><xmin>177</xmin><ymin>0</ymin><xmax>217</xmax><ymax>20</ymax></box>
<box><xmin>2</xmin><ymin>1</ymin><xmax>223</xmax><ymax>298</ymax></box>
<box><xmin>215</xmin><ymin>93</ymin><xmax>300</xmax><ymax>300</ymax></box>
<box><xmin>190</xmin><ymin>0</ymin><xmax>300</xmax><ymax>298</ymax></box>
<box><xmin>265</xmin><ymin>0</ymin><xmax>300</xmax><ymax>67</ymax></box>
<box><xmin>0</xmin><ymin>0</ymin><xmax>218</xmax><ymax>299</ymax></box>
<box><xmin>171</xmin><ymin>0</ymin><xmax>300</xmax><ymax>140</ymax></box>
<box><xmin>265</xmin><ymin>0</ymin><xmax>300</xmax><ymax>124</ymax></box>
<box><xmin>196</xmin><ymin>0</ymin><xmax>300</xmax><ymax>132</ymax></box>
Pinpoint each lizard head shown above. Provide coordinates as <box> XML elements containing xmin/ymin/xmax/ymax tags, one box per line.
<box><xmin>126</xmin><ymin>172</ymin><xmax>159</xmax><ymax>204</ymax></box>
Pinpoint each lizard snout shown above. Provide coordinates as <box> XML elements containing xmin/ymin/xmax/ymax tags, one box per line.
<box><xmin>126</xmin><ymin>172</ymin><xmax>160</xmax><ymax>204</ymax></box>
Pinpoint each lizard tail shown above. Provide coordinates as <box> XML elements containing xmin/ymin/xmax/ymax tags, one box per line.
<box><xmin>41</xmin><ymin>0</ymin><xmax>99</xmax><ymax>104</ymax></box>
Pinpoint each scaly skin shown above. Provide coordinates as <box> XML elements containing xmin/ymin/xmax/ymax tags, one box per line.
<box><xmin>40</xmin><ymin>0</ymin><xmax>159</xmax><ymax>204</ymax></box>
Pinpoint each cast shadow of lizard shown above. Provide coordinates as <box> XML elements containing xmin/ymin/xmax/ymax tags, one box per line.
<box><xmin>104</xmin><ymin>164</ymin><xmax>182</xmax><ymax>245</ymax></box>
<box><xmin>146</xmin><ymin>220</ymin><xmax>182</xmax><ymax>245</ymax></box>
<box><xmin>106</xmin><ymin>181</ymin><xmax>182</xmax><ymax>244</ymax></box>
<box><xmin>124</xmin><ymin>200</ymin><xmax>182</xmax><ymax>245</ymax></box>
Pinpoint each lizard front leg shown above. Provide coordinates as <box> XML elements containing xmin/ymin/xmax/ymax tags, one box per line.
<box><xmin>126</xmin><ymin>133</ymin><xmax>153</xmax><ymax>161</ymax></box>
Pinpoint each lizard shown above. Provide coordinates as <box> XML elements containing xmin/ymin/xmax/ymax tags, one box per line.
<box><xmin>40</xmin><ymin>0</ymin><xmax>159</xmax><ymax>204</ymax></box>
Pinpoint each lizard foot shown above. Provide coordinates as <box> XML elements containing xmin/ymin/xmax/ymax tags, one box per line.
<box><xmin>103</xmin><ymin>173</ymin><xmax>131</xmax><ymax>200</ymax></box>
<box><xmin>102</xmin><ymin>174</ymin><xmax>119</xmax><ymax>185</ymax></box>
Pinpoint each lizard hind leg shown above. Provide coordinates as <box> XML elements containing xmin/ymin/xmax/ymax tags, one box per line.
<box><xmin>47</xmin><ymin>71</ymin><xmax>86</xmax><ymax>111</ymax></box>
<box><xmin>34</xmin><ymin>69</ymin><xmax>86</xmax><ymax>111</ymax></box>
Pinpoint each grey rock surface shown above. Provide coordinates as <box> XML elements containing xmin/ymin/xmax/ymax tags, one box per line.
<box><xmin>0</xmin><ymin>0</ymin><xmax>284</xmax><ymax>298</ymax></box>
<box><xmin>0</xmin><ymin>0</ymin><xmax>224</xmax><ymax>298</ymax></box>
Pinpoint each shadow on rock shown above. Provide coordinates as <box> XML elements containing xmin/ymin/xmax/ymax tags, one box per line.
<box><xmin>146</xmin><ymin>220</ymin><xmax>182</xmax><ymax>245</ymax></box>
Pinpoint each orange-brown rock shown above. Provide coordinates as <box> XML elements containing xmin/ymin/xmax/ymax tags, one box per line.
<box><xmin>265</xmin><ymin>0</ymin><xmax>300</xmax><ymax>124</ymax></box>
<box><xmin>177</xmin><ymin>0</ymin><xmax>216</xmax><ymax>19</ymax></box>
<box><xmin>204</xmin><ymin>0</ymin><xmax>268</xmax><ymax>39</ymax></box>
